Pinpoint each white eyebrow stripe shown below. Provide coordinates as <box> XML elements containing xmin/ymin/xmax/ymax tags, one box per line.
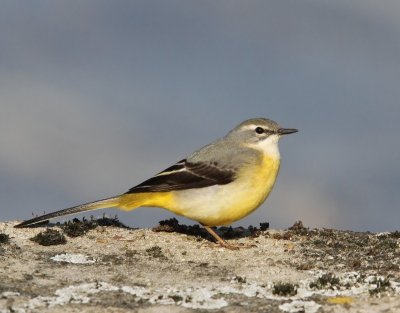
<box><xmin>240</xmin><ymin>124</ymin><xmax>276</xmax><ymax>132</ymax></box>
<box><xmin>240</xmin><ymin>124</ymin><xmax>259</xmax><ymax>131</ymax></box>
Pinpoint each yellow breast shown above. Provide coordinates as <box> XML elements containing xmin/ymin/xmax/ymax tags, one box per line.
<box><xmin>221</xmin><ymin>154</ymin><xmax>280</xmax><ymax>224</ymax></box>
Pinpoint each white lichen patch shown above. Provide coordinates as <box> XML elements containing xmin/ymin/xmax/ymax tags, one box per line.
<box><xmin>27</xmin><ymin>282</ymin><xmax>119</xmax><ymax>310</ymax></box>
<box><xmin>392</xmin><ymin>281</ymin><xmax>400</xmax><ymax>293</ymax></box>
<box><xmin>50</xmin><ymin>253</ymin><xmax>96</xmax><ymax>264</ymax></box>
<box><xmin>375</xmin><ymin>232</ymin><xmax>391</xmax><ymax>237</ymax></box>
<box><xmin>279</xmin><ymin>300</ymin><xmax>321</xmax><ymax>313</ymax></box>
<box><xmin>0</xmin><ymin>291</ymin><xmax>20</xmax><ymax>298</ymax></box>
<box><xmin>22</xmin><ymin>282</ymin><xmax>228</xmax><ymax>311</ymax></box>
<box><xmin>10</xmin><ymin>272</ymin><xmax>400</xmax><ymax>312</ymax></box>
<box><xmin>121</xmin><ymin>285</ymin><xmax>228</xmax><ymax>309</ymax></box>
<box><xmin>164</xmin><ymin>287</ymin><xmax>228</xmax><ymax>309</ymax></box>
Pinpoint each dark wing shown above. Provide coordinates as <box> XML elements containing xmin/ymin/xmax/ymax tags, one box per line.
<box><xmin>125</xmin><ymin>159</ymin><xmax>235</xmax><ymax>194</ymax></box>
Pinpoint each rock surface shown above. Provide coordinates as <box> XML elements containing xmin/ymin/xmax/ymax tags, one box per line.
<box><xmin>1</xmin><ymin>220</ymin><xmax>399</xmax><ymax>313</ymax></box>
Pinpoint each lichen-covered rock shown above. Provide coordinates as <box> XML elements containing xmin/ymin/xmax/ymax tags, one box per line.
<box><xmin>0</xmin><ymin>220</ymin><xmax>399</xmax><ymax>313</ymax></box>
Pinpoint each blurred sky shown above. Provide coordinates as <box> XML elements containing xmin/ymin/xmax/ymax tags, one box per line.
<box><xmin>1</xmin><ymin>1</ymin><xmax>399</xmax><ymax>232</ymax></box>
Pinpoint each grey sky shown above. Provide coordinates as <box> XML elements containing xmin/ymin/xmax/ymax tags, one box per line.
<box><xmin>1</xmin><ymin>1</ymin><xmax>399</xmax><ymax>231</ymax></box>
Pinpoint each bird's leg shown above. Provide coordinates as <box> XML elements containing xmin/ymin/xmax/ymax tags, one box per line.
<box><xmin>202</xmin><ymin>225</ymin><xmax>257</xmax><ymax>250</ymax></box>
<box><xmin>203</xmin><ymin>225</ymin><xmax>239</xmax><ymax>250</ymax></box>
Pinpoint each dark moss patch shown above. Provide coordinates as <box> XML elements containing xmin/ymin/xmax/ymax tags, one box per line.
<box><xmin>146</xmin><ymin>246</ymin><xmax>166</xmax><ymax>259</ymax></box>
<box><xmin>388</xmin><ymin>231</ymin><xmax>400</xmax><ymax>239</ymax></box>
<box><xmin>218</xmin><ymin>226</ymin><xmax>248</xmax><ymax>239</ymax></box>
<box><xmin>30</xmin><ymin>229</ymin><xmax>67</xmax><ymax>246</ymax></box>
<box><xmin>288</xmin><ymin>221</ymin><xmax>309</xmax><ymax>236</ymax></box>
<box><xmin>152</xmin><ymin>218</ymin><xmax>208</xmax><ymax>238</ymax></box>
<box><xmin>309</xmin><ymin>273</ymin><xmax>340</xmax><ymax>290</ymax></box>
<box><xmin>125</xmin><ymin>249</ymin><xmax>139</xmax><ymax>258</ymax></box>
<box><xmin>152</xmin><ymin>218</ymin><xmax>269</xmax><ymax>242</ymax></box>
<box><xmin>95</xmin><ymin>215</ymin><xmax>128</xmax><ymax>228</ymax></box>
<box><xmin>169</xmin><ymin>295</ymin><xmax>183</xmax><ymax>302</ymax></box>
<box><xmin>247</xmin><ymin>222</ymin><xmax>269</xmax><ymax>237</ymax></box>
<box><xmin>61</xmin><ymin>218</ymin><xmax>98</xmax><ymax>237</ymax></box>
<box><xmin>0</xmin><ymin>233</ymin><xmax>10</xmax><ymax>244</ymax></box>
<box><xmin>272</xmin><ymin>232</ymin><xmax>293</xmax><ymax>240</ymax></box>
<box><xmin>259</xmin><ymin>222</ymin><xmax>270</xmax><ymax>231</ymax></box>
<box><xmin>60</xmin><ymin>216</ymin><xmax>128</xmax><ymax>238</ymax></box>
<box><xmin>271</xmin><ymin>221</ymin><xmax>310</xmax><ymax>241</ymax></box>
<box><xmin>232</xmin><ymin>276</ymin><xmax>247</xmax><ymax>283</ymax></box>
<box><xmin>272</xmin><ymin>282</ymin><xmax>297</xmax><ymax>296</ymax></box>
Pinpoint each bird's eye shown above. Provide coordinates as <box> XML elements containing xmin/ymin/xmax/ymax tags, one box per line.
<box><xmin>255</xmin><ymin>127</ymin><xmax>264</xmax><ymax>134</ymax></box>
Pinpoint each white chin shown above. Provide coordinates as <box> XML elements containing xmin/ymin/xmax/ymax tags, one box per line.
<box><xmin>256</xmin><ymin>135</ymin><xmax>280</xmax><ymax>158</ymax></box>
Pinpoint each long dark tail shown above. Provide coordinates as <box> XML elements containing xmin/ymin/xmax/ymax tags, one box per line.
<box><xmin>14</xmin><ymin>196</ymin><xmax>120</xmax><ymax>228</ymax></box>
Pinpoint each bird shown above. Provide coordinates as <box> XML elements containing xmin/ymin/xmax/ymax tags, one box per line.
<box><xmin>15</xmin><ymin>118</ymin><xmax>297</xmax><ymax>249</ymax></box>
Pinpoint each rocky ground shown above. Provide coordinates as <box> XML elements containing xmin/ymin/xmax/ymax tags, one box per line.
<box><xmin>1</xmin><ymin>218</ymin><xmax>400</xmax><ymax>313</ymax></box>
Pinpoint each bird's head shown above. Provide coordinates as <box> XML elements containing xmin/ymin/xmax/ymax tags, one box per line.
<box><xmin>227</xmin><ymin>118</ymin><xmax>298</xmax><ymax>157</ymax></box>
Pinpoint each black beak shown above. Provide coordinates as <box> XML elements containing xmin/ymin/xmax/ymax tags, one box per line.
<box><xmin>277</xmin><ymin>128</ymin><xmax>298</xmax><ymax>135</ymax></box>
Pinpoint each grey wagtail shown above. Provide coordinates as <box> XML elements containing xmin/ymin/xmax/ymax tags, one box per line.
<box><xmin>15</xmin><ymin>118</ymin><xmax>297</xmax><ymax>248</ymax></box>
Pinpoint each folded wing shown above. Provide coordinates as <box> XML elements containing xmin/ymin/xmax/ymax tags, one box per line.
<box><xmin>125</xmin><ymin>159</ymin><xmax>235</xmax><ymax>193</ymax></box>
